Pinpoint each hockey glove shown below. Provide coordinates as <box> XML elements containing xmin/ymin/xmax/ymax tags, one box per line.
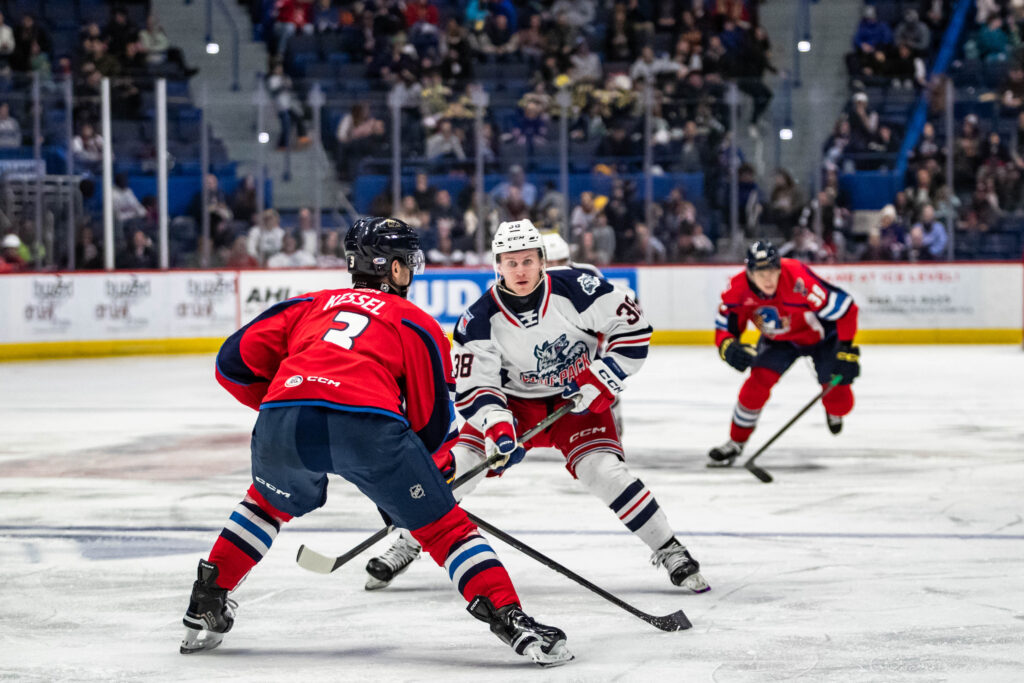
<box><xmin>482</xmin><ymin>408</ymin><xmax>526</xmax><ymax>474</ymax></box>
<box><xmin>833</xmin><ymin>342</ymin><xmax>860</xmax><ymax>385</ymax></box>
<box><xmin>719</xmin><ymin>337</ymin><xmax>757</xmax><ymax>372</ymax></box>
<box><xmin>561</xmin><ymin>357</ymin><xmax>627</xmax><ymax>414</ymax></box>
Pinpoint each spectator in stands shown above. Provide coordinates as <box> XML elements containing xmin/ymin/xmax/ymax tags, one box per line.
<box><xmin>12</xmin><ymin>14</ymin><xmax>51</xmax><ymax>73</ymax></box>
<box><xmin>895</xmin><ymin>10</ymin><xmax>931</xmax><ymax>55</ymax></box>
<box><xmin>911</xmin><ymin>122</ymin><xmax>944</xmax><ymax>170</ymax></box>
<box><xmin>75</xmin><ymin>225</ymin><xmax>103</xmax><ymax>270</ymax></box>
<box><xmin>335</xmin><ymin>102</ymin><xmax>385</xmax><ymax>181</ymax></box>
<box><xmin>105</xmin><ymin>6</ymin><xmax>138</xmax><ymax>60</ymax></box>
<box><xmin>978</xmin><ymin>132</ymin><xmax>1014</xmax><ymax>201</ymax></box>
<box><xmin>478</xmin><ymin>12</ymin><xmax>518</xmax><ymax>60</ymax></box>
<box><xmin>877</xmin><ymin>204</ymin><xmax>908</xmax><ymax>260</ymax></box>
<box><xmin>964</xmin><ymin>177</ymin><xmax>1002</xmax><ymax>231</ymax></box>
<box><xmin>118</xmin><ymin>229</ymin><xmax>158</xmax><ymax>269</ymax></box>
<box><xmin>430</xmin><ymin>188</ymin><xmax>463</xmax><ymax>238</ymax></box>
<box><xmin>846</xmin><ymin>5</ymin><xmax>891</xmax><ymax>81</ymax></box>
<box><xmin>316</xmin><ymin>229</ymin><xmax>346</xmax><ymax>268</ymax></box>
<box><xmin>731</xmin><ymin>25</ymin><xmax>776</xmax><ymax>135</ymax></box>
<box><xmin>912</xmin><ymin>204</ymin><xmax>948</xmax><ymax>260</ymax></box>
<box><xmin>518</xmin><ymin>14</ymin><xmax>546</xmax><ymax>68</ymax></box>
<box><xmin>0</xmin><ymin>233</ymin><xmax>25</xmax><ymax>272</ymax></box>
<box><xmin>267</xmin><ymin>232</ymin><xmax>316</xmax><ymax>268</ymax></box>
<box><xmin>587</xmin><ymin>211</ymin><xmax>616</xmax><ymax>265</ymax></box>
<box><xmin>864</xmin><ymin>124</ymin><xmax>899</xmax><ymax>169</ymax></box>
<box><xmin>953</xmin><ymin>114</ymin><xmax>982</xmax><ymax>188</ymax></box>
<box><xmin>976</xmin><ymin>15</ymin><xmax>1010</xmax><ymax>63</ymax></box>
<box><xmin>569</xmin><ymin>190</ymin><xmax>598</xmax><ymax>238</ymax></box>
<box><xmin>274</xmin><ymin>0</ymin><xmax>314</xmax><ymax>57</ymax></box>
<box><xmin>779</xmin><ymin>226</ymin><xmax>823</xmax><ymax>263</ymax></box>
<box><xmin>887</xmin><ymin>42</ymin><xmax>926</xmax><ymax>89</ymax></box>
<box><xmin>799</xmin><ymin>188</ymin><xmax>849</xmax><ymax>243</ymax></box>
<box><xmin>425</xmin><ymin>118</ymin><xmax>466</xmax><ymax>160</ymax></box>
<box><xmin>312</xmin><ymin>0</ymin><xmax>340</xmax><ymax>33</ymax></box>
<box><xmin>112</xmin><ymin>173</ymin><xmax>148</xmax><ymax>230</ymax></box>
<box><xmin>630</xmin><ymin>45</ymin><xmax>679</xmax><ymax>84</ymax></box>
<box><xmin>569</xmin><ymin>38</ymin><xmax>602</xmax><ymax>85</ymax></box>
<box><xmin>490</xmin><ymin>164</ymin><xmax>537</xmax><ymax>209</ymax></box>
<box><xmin>822</xmin><ymin>117</ymin><xmax>853</xmax><ymax>172</ymax></box>
<box><xmin>0</xmin><ymin>12</ymin><xmax>15</xmax><ymax>72</ymax></box>
<box><xmin>296</xmin><ymin>207</ymin><xmax>319</xmax><ymax>255</ymax></box>
<box><xmin>247</xmin><ymin>209</ymin><xmax>286</xmax><ymax>264</ymax></box>
<box><xmin>138</xmin><ymin>14</ymin><xmax>197</xmax><ymax>77</ymax></box>
<box><xmin>552</xmin><ymin>0</ymin><xmax>595</xmax><ymax>31</ymax></box>
<box><xmin>230</xmin><ymin>175</ymin><xmax>258</xmax><ymax>225</ymax></box>
<box><xmin>192</xmin><ymin>174</ymin><xmax>235</xmax><ymax>250</ymax></box>
<box><xmin>856</xmin><ymin>227</ymin><xmax>889</xmax><ymax>261</ymax></box>
<box><xmin>425</xmin><ymin>217</ymin><xmax>466</xmax><ymax>266</ymax></box>
<box><xmin>225</xmin><ymin>235</ymin><xmax>259</xmax><ymax>268</ymax></box>
<box><xmin>395</xmin><ymin>195</ymin><xmax>424</xmax><ymax>229</ymax></box>
<box><xmin>1000</xmin><ymin>62</ymin><xmax>1024</xmax><ymax>110</ymax></box>
<box><xmin>0</xmin><ymin>102</ymin><xmax>21</xmax><ymax>148</ymax></box>
<box><xmin>768</xmin><ymin>169</ymin><xmax>804</xmax><ymax>240</ymax></box>
<box><xmin>624</xmin><ymin>221</ymin><xmax>666</xmax><ymax>263</ymax></box>
<box><xmin>605</xmin><ymin>3</ymin><xmax>639</xmax><ymax>62</ymax></box>
<box><xmin>267</xmin><ymin>61</ymin><xmax>311</xmax><ymax>150</ymax></box>
<box><xmin>848</xmin><ymin>92</ymin><xmax>879</xmax><ymax>151</ymax></box>
<box><xmin>672</xmin><ymin>223</ymin><xmax>714</xmax><ymax>263</ymax></box>
<box><xmin>736</xmin><ymin>163</ymin><xmax>764</xmax><ymax>235</ymax></box>
<box><xmin>72</xmin><ymin>122</ymin><xmax>104</xmax><ymax>170</ymax></box>
<box><xmin>545</xmin><ymin>10</ymin><xmax>581</xmax><ymax>62</ymax></box>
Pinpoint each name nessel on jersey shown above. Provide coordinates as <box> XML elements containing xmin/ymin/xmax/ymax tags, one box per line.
<box><xmin>324</xmin><ymin>292</ymin><xmax>388</xmax><ymax>316</ymax></box>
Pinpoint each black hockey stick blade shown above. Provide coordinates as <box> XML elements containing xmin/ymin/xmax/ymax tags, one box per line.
<box><xmin>744</xmin><ymin>462</ymin><xmax>773</xmax><ymax>483</ymax></box>
<box><xmin>465</xmin><ymin>510</ymin><xmax>692</xmax><ymax>632</ymax></box>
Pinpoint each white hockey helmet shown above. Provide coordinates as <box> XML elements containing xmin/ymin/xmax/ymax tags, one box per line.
<box><xmin>541</xmin><ymin>232</ymin><xmax>570</xmax><ymax>264</ymax></box>
<box><xmin>492</xmin><ymin>219</ymin><xmax>545</xmax><ymax>261</ymax></box>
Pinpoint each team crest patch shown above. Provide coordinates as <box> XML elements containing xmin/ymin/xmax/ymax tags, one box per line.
<box><xmin>752</xmin><ymin>306</ymin><xmax>790</xmax><ymax>337</ymax></box>
<box><xmin>457</xmin><ymin>310</ymin><xmax>473</xmax><ymax>336</ymax></box>
<box><xmin>793</xmin><ymin>278</ymin><xmax>807</xmax><ymax>296</ymax></box>
<box><xmin>520</xmin><ymin>333</ymin><xmax>590</xmax><ymax>387</ymax></box>
<box><xmin>577</xmin><ymin>273</ymin><xmax>600</xmax><ymax>295</ymax></box>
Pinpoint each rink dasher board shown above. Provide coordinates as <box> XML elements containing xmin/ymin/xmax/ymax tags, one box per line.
<box><xmin>0</xmin><ymin>262</ymin><xmax>1020</xmax><ymax>359</ymax></box>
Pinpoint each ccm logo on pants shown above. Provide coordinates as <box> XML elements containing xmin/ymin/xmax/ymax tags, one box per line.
<box><xmin>255</xmin><ymin>476</ymin><xmax>292</xmax><ymax>498</ymax></box>
<box><xmin>570</xmin><ymin>427</ymin><xmax>607</xmax><ymax>443</ymax></box>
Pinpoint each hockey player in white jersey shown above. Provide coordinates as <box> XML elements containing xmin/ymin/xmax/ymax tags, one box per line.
<box><xmin>365</xmin><ymin>220</ymin><xmax>709</xmax><ymax>594</ymax></box>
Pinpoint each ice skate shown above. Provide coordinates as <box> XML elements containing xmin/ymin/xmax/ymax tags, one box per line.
<box><xmin>180</xmin><ymin>559</ymin><xmax>237</xmax><ymax>654</ymax></box>
<box><xmin>707</xmin><ymin>439</ymin><xmax>743</xmax><ymax>467</ymax></box>
<box><xmin>652</xmin><ymin>539</ymin><xmax>710</xmax><ymax>593</ymax></box>
<box><xmin>468</xmin><ymin>596</ymin><xmax>574</xmax><ymax>667</ymax></box>
<box><xmin>365</xmin><ymin>532</ymin><xmax>421</xmax><ymax>590</ymax></box>
<box><xmin>826</xmin><ymin>412</ymin><xmax>843</xmax><ymax>435</ymax></box>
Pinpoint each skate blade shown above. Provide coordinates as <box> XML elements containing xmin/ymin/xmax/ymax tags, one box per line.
<box><xmin>705</xmin><ymin>458</ymin><xmax>736</xmax><ymax>468</ymax></box>
<box><xmin>364</xmin><ymin>575</ymin><xmax>392</xmax><ymax>591</ymax></box>
<box><xmin>180</xmin><ymin>627</ymin><xmax>224</xmax><ymax>654</ymax></box>
<box><xmin>525</xmin><ymin>640</ymin><xmax>574</xmax><ymax>668</ymax></box>
<box><xmin>682</xmin><ymin>572</ymin><xmax>711</xmax><ymax>594</ymax></box>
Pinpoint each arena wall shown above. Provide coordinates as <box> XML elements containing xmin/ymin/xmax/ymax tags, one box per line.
<box><xmin>1</xmin><ymin>262</ymin><xmax>1020</xmax><ymax>360</ymax></box>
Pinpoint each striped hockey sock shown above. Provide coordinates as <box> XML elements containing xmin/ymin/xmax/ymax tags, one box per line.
<box><xmin>207</xmin><ymin>485</ymin><xmax>291</xmax><ymax>590</ymax></box>
<box><xmin>729</xmin><ymin>401</ymin><xmax>761</xmax><ymax>443</ymax></box>
<box><xmin>412</xmin><ymin>506</ymin><xmax>519</xmax><ymax>609</ymax></box>
<box><xmin>609</xmin><ymin>478</ymin><xmax>674</xmax><ymax>551</ymax></box>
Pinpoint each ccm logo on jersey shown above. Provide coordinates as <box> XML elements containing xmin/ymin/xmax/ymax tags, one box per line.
<box><xmin>570</xmin><ymin>427</ymin><xmax>607</xmax><ymax>443</ymax></box>
<box><xmin>284</xmin><ymin>375</ymin><xmax>341</xmax><ymax>387</ymax></box>
<box><xmin>255</xmin><ymin>476</ymin><xmax>292</xmax><ymax>498</ymax></box>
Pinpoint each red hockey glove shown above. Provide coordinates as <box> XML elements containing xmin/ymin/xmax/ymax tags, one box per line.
<box><xmin>561</xmin><ymin>357</ymin><xmax>627</xmax><ymax>414</ymax></box>
<box><xmin>482</xmin><ymin>409</ymin><xmax>526</xmax><ymax>474</ymax></box>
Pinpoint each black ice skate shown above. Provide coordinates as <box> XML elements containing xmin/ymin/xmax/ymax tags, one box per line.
<box><xmin>652</xmin><ymin>539</ymin><xmax>710</xmax><ymax>593</ymax></box>
<box><xmin>365</xmin><ymin>532</ymin><xmax>421</xmax><ymax>590</ymax></box>
<box><xmin>826</xmin><ymin>412</ymin><xmax>843</xmax><ymax>434</ymax></box>
<box><xmin>180</xmin><ymin>559</ymin><xmax>237</xmax><ymax>654</ymax></box>
<box><xmin>468</xmin><ymin>596</ymin><xmax>574</xmax><ymax>667</ymax></box>
<box><xmin>707</xmin><ymin>439</ymin><xmax>744</xmax><ymax>467</ymax></box>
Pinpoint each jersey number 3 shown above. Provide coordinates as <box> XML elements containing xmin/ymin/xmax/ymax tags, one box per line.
<box><xmin>323</xmin><ymin>311</ymin><xmax>370</xmax><ymax>349</ymax></box>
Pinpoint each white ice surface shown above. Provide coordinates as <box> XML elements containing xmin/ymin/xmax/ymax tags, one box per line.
<box><xmin>1</xmin><ymin>346</ymin><xmax>1023</xmax><ymax>682</ymax></box>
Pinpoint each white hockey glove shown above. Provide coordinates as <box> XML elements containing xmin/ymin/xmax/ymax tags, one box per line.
<box><xmin>561</xmin><ymin>357</ymin><xmax>627</xmax><ymax>414</ymax></box>
<box><xmin>482</xmin><ymin>408</ymin><xmax>526</xmax><ymax>474</ymax></box>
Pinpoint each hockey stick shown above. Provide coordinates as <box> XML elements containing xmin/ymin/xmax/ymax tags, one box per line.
<box><xmin>464</xmin><ymin>510</ymin><xmax>692</xmax><ymax>632</ymax></box>
<box><xmin>742</xmin><ymin>374</ymin><xmax>843</xmax><ymax>484</ymax></box>
<box><xmin>296</xmin><ymin>400</ymin><xmax>578</xmax><ymax>574</ymax></box>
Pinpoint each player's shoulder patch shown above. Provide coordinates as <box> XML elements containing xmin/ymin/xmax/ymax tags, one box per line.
<box><xmin>548</xmin><ymin>268</ymin><xmax>612</xmax><ymax>312</ymax></box>
<box><xmin>453</xmin><ymin>292</ymin><xmax>496</xmax><ymax>344</ymax></box>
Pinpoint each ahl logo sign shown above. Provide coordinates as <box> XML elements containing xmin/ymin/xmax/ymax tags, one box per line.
<box><xmin>284</xmin><ymin>375</ymin><xmax>304</xmax><ymax>387</ymax></box>
<box><xmin>409</xmin><ymin>484</ymin><xmax>425</xmax><ymax>499</ymax></box>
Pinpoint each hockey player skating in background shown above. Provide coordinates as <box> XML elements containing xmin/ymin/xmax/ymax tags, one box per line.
<box><xmin>365</xmin><ymin>220</ymin><xmax>709</xmax><ymax>594</ymax></box>
<box><xmin>708</xmin><ymin>241</ymin><xmax>861</xmax><ymax>466</ymax></box>
<box><xmin>181</xmin><ymin>217</ymin><xmax>573</xmax><ymax>667</ymax></box>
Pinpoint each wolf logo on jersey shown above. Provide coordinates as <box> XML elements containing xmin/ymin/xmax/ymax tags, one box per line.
<box><xmin>521</xmin><ymin>333</ymin><xmax>590</xmax><ymax>387</ymax></box>
<box><xmin>577</xmin><ymin>273</ymin><xmax>600</xmax><ymax>296</ymax></box>
<box><xmin>751</xmin><ymin>306</ymin><xmax>790</xmax><ymax>337</ymax></box>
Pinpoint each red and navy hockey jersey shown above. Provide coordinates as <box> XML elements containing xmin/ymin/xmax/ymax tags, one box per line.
<box><xmin>215</xmin><ymin>288</ymin><xmax>458</xmax><ymax>458</ymax></box>
<box><xmin>715</xmin><ymin>258</ymin><xmax>858</xmax><ymax>348</ymax></box>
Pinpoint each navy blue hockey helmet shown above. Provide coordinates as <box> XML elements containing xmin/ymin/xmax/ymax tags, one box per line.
<box><xmin>745</xmin><ymin>241</ymin><xmax>781</xmax><ymax>272</ymax></box>
<box><xmin>345</xmin><ymin>217</ymin><xmax>425</xmax><ymax>277</ymax></box>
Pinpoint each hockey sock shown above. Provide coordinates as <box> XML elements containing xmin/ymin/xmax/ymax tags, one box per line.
<box><xmin>822</xmin><ymin>383</ymin><xmax>854</xmax><ymax>416</ymax></box>
<box><xmin>575</xmin><ymin>451</ymin><xmax>675</xmax><ymax>552</ymax></box>
<box><xmin>207</xmin><ymin>484</ymin><xmax>292</xmax><ymax>590</ymax></box>
<box><xmin>451</xmin><ymin>444</ymin><xmax>488</xmax><ymax>501</ymax></box>
<box><xmin>411</xmin><ymin>505</ymin><xmax>519</xmax><ymax>609</ymax></box>
<box><xmin>730</xmin><ymin>367</ymin><xmax>780</xmax><ymax>442</ymax></box>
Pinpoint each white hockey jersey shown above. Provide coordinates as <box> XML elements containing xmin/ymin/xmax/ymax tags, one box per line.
<box><xmin>452</xmin><ymin>267</ymin><xmax>652</xmax><ymax>429</ymax></box>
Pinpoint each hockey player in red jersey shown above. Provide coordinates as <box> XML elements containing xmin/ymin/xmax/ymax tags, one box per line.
<box><xmin>708</xmin><ymin>241</ymin><xmax>861</xmax><ymax>466</ymax></box>
<box><xmin>180</xmin><ymin>217</ymin><xmax>573</xmax><ymax>667</ymax></box>
<box><xmin>365</xmin><ymin>220</ymin><xmax>709</xmax><ymax>595</ymax></box>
